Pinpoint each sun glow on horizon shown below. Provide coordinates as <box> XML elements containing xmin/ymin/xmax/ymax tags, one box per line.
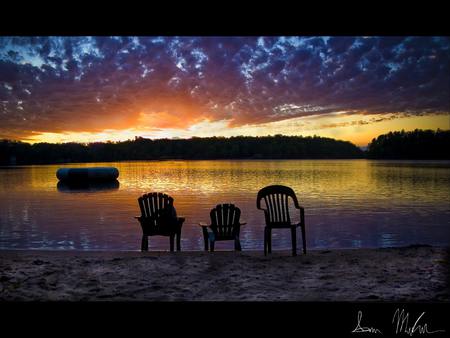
<box><xmin>2</xmin><ymin>37</ymin><xmax>449</xmax><ymax>147</ymax></box>
<box><xmin>23</xmin><ymin>112</ymin><xmax>450</xmax><ymax>147</ymax></box>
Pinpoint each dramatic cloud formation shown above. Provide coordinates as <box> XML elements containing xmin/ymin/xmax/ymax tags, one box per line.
<box><xmin>0</xmin><ymin>36</ymin><xmax>449</xmax><ymax>144</ymax></box>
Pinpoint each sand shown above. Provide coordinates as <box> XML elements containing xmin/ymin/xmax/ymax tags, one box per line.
<box><xmin>0</xmin><ymin>245</ymin><xmax>448</xmax><ymax>301</ymax></box>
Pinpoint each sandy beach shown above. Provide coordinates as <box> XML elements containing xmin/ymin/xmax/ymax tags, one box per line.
<box><xmin>0</xmin><ymin>245</ymin><xmax>448</xmax><ymax>301</ymax></box>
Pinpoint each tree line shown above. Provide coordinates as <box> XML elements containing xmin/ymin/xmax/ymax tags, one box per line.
<box><xmin>1</xmin><ymin>130</ymin><xmax>449</xmax><ymax>165</ymax></box>
<box><xmin>366</xmin><ymin>129</ymin><xmax>450</xmax><ymax>159</ymax></box>
<box><xmin>0</xmin><ymin>135</ymin><xmax>364</xmax><ymax>165</ymax></box>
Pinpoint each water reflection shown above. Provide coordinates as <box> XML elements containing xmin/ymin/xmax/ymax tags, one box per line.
<box><xmin>57</xmin><ymin>179</ymin><xmax>120</xmax><ymax>193</ymax></box>
<box><xmin>0</xmin><ymin>160</ymin><xmax>449</xmax><ymax>251</ymax></box>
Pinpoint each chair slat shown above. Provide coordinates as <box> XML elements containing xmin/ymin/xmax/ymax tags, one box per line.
<box><xmin>268</xmin><ymin>195</ymin><xmax>273</xmax><ymax>222</ymax></box>
<box><xmin>158</xmin><ymin>193</ymin><xmax>163</xmax><ymax>213</ymax></box>
<box><xmin>274</xmin><ymin>194</ymin><xmax>279</xmax><ymax>222</ymax></box>
<box><xmin>229</xmin><ymin>206</ymin><xmax>235</xmax><ymax>236</ymax></box>
<box><xmin>148</xmin><ymin>193</ymin><xmax>154</xmax><ymax>218</ymax></box>
<box><xmin>223</xmin><ymin>204</ymin><xmax>229</xmax><ymax>236</ymax></box>
<box><xmin>218</xmin><ymin>206</ymin><xmax>222</xmax><ymax>235</ymax></box>
<box><xmin>144</xmin><ymin>194</ymin><xmax>149</xmax><ymax>218</ymax></box>
<box><xmin>138</xmin><ymin>197</ymin><xmax>145</xmax><ymax>217</ymax></box>
<box><xmin>285</xmin><ymin>194</ymin><xmax>290</xmax><ymax>223</ymax></box>
<box><xmin>276</xmin><ymin>193</ymin><xmax>281</xmax><ymax>222</ymax></box>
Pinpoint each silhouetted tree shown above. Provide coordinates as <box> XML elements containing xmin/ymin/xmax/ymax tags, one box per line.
<box><xmin>367</xmin><ymin>129</ymin><xmax>450</xmax><ymax>159</ymax></box>
<box><xmin>1</xmin><ymin>134</ymin><xmax>368</xmax><ymax>165</ymax></box>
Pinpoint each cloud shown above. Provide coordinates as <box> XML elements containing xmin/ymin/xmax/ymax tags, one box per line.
<box><xmin>0</xmin><ymin>36</ymin><xmax>449</xmax><ymax>140</ymax></box>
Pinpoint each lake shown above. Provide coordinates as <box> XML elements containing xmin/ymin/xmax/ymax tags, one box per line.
<box><xmin>0</xmin><ymin>160</ymin><xmax>449</xmax><ymax>251</ymax></box>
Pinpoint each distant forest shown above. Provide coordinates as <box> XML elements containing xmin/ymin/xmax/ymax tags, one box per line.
<box><xmin>0</xmin><ymin>130</ymin><xmax>449</xmax><ymax>165</ymax></box>
<box><xmin>0</xmin><ymin>135</ymin><xmax>363</xmax><ymax>165</ymax></box>
<box><xmin>367</xmin><ymin>129</ymin><xmax>450</xmax><ymax>159</ymax></box>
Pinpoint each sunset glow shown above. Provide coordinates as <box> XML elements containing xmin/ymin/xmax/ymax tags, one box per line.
<box><xmin>1</xmin><ymin>36</ymin><xmax>449</xmax><ymax>146</ymax></box>
<box><xmin>25</xmin><ymin>112</ymin><xmax>449</xmax><ymax>146</ymax></box>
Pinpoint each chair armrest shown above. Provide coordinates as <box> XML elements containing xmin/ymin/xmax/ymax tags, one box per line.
<box><xmin>134</xmin><ymin>216</ymin><xmax>142</xmax><ymax>220</ymax></box>
<box><xmin>239</xmin><ymin>221</ymin><xmax>247</xmax><ymax>226</ymax></box>
<box><xmin>198</xmin><ymin>222</ymin><xmax>209</xmax><ymax>228</ymax></box>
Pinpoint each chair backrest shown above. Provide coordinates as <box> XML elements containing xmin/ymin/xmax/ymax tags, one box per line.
<box><xmin>256</xmin><ymin>185</ymin><xmax>300</xmax><ymax>227</ymax></box>
<box><xmin>138</xmin><ymin>192</ymin><xmax>175</xmax><ymax>227</ymax></box>
<box><xmin>210</xmin><ymin>204</ymin><xmax>241</xmax><ymax>238</ymax></box>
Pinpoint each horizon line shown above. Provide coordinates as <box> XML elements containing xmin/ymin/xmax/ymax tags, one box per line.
<box><xmin>3</xmin><ymin>128</ymin><xmax>449</xmax><ymax>148</ymax></box>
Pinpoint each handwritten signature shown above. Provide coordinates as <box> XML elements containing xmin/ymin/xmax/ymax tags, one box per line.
<box><xmin>392</xmin><ymin>308</ymin><xmax>446</xmax><ymax>336</ymax></box>
<box><xmin>352</xmin><ymin>311</ymin><xmax>383</xmax><ymax>334</ymax></box>
<box><xmin>351</xmin><ymin>309</ymin><xmax>446</xmax><ymax>335</ymax></box>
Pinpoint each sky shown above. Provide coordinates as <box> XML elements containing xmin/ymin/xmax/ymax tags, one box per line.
<box><xmin>0</xmin><ymin>36</ymin><xmax>449</xmax><ymax>146</ymax></box>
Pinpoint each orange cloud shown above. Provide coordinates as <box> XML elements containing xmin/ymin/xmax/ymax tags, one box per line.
<box><xmin>2</xmin><ymin>37</ymin><xmax>449</xmax><ymax>144</ymax></box>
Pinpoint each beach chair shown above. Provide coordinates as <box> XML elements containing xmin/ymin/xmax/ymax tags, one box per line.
<box><xmin>135</xmin><ymin>192</ymin><xmax>185</xmax><ymax>252</ymax></box>
<box><xmin>256</xmin><ymin>185</ymin><xmax>306</xmax><ymax>256</ymax></box>
<box><xmin>199</xmin><ymin>204</ymin><xmax>246</xmax><ymax>252</ymax></box>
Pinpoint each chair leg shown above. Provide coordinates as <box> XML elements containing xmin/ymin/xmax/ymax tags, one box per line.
<box><xmin>264</xmin><ymin>228</ymin><xmax>267</xmax><ymax>256</ymax></box>
<box><xmin>234</xmin><ymin>237</ymin><xmax>242</xmax><ymax>251</ymax></box>
<box><xmin>169</xmin><ymin>235</ymin><xmax>174</xmax><ymax>252</ymax></box>
<box><xmin>267</xmin><ymin>228</ymin><xmax>272</xmax><ymax>254</ymax></box>
<box><xmin>301</xmin><ymin>225</ymin><xmax>306</xmax><ymax>254</ymax></box>
<box><xmin>176</xmin><ymin>231</ymin><xmax>181</xmax><ymax>251</ymax></box>
<box><xmin>210</xmin><ymin>240</ymin><xmax>215</xmax><ymax>252</ymax></box>
<box><xmin>202</xmin><ymin>227</ymin><xmax>209</xmax><ymax>251</ymax></box>
<box><xmin>291</xmin><ymin>227</ymin><xmax>297</xmax><ymax>256</ymax></box>
<box><xmin>141</xmin><ymin>235</ymin><xmax>148</xmax><ymax>252</ymax></box>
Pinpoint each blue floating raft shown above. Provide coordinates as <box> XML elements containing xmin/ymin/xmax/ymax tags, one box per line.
<box><xmin>56</xmin><ymin>167</ymin><xmax>119</xmax><ymax>182</ymax></box>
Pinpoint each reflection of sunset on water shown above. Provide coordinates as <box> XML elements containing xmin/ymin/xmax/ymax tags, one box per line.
<box><xmin>0</xmin><ymin>160</ymin><xmax>449</xmax><ymax>251</ymax></box>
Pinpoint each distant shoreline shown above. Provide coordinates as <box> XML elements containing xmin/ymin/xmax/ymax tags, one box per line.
<box><xmin>2</xmin><ymin>129</ymin><xmax>449</xmax><ymax>165</ymax></box>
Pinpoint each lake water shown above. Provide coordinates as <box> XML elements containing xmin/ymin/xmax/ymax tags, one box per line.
<box><xmin>0</xmin><ymin>160</ymin><xmax>449</xmax><ymax>251</ymax></box>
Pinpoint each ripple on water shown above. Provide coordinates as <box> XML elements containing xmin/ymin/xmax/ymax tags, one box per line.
<box><xmin>0</xmin><ymin>160</ymin><xmax>449</xmax><ymax>250</ymax></box>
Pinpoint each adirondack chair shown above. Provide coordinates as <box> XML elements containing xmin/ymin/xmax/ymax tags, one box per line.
<box><xmin>256</xmin><ymin>185</ymin><xmax>306</xmax><ymax>256</ymax></box>
<box><xmin>135</xmin><ymin>192</ymin><xmax>185</xmax><ymax>252</ymax></box>
<box><xmin>199</xmin><ymin>204</ymin><xmax>246</xmax><ymax>252</ymax></box>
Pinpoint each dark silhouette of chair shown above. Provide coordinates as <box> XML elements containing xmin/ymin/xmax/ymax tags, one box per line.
<box><xmin>199</xmin><ymin>204</ymin><xmax>246</xmax><ymax>252</ymax></box>
<box><xmin>256</xmin><ymin>185</ymin><xmax>306</xmax><ymax>256</ymax></box>
<box><xmin>135</xmin><ymin>192</ymin><xmax>185</xmax><ymax>252</ymax></box>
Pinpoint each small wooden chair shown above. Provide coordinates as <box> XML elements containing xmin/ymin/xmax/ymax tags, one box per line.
<box><xmin>256</xmin><ymin>185</ymin><xmax>306</xmax><ymax>256</ymax></box>
<box><xmin>199</xmin><ymin>204</ymin><xmax>246</xmax><ymax>252</ymax></box>
<box><xmin>135</xmin><ymin>192</ymin><xmax>185</xmax><ymax>252</ymax></box>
